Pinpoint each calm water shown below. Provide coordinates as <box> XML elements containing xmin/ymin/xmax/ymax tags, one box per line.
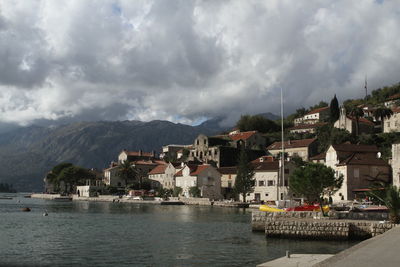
<box><xmin>0</xmin><ymin>194</ymin><xmax>357</xmax><ymax>267</ymax></box>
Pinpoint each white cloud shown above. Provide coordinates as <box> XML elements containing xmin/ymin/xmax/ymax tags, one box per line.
<box><xmin>0</xmin><ymin>0</ymin><xmax>400</xmax><ymax>126</ymax></box>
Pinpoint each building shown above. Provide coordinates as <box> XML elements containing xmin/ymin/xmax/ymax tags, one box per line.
<box><xmin>289</xmin><ymin>122</ymin><xmax>327</xmax><ymax>134</ymax></box>
<box><xmin>160</xmin><ymin>144</ymin><xmax>191</xmax><ymax>159</ymax></box>
<box><xmin>245</xmin><ymin>157</ymin><xmax>296</xmax><ymax>203</ymax></box>
<box><xmin>310</xmin><ymin>153</ymin><xmax>326</xmax><ymax>164</ymax></box>
<box><xmin>188</xmin><ymin>132</ymin><xmax>265</xmax><ymax>167</ymax></box>
<box><xmin>175</xmin><ymin>164</ymin><xmax>222</xmax><ymax>199</ymax></box>
<box><xmin>118</xmin><ymin>150</ymin><xmax>157</xmax><ymax>164</ymax></box>
<box><xmin>384</xmin><ymin>93</ymin><xmax>400</xmax><ymax>108</ymax></box>
<box><xmin>148</xmin><ymin>162</ymin><xmax>179</xmax><ymax>190</ymax></box>
<box><xmin>293</xmin><ymin>106</ymin><xmax>330</xmax><ymax>126</ymax></box>
<box><xmin>392</xmin><ymin>143</ymin><xmax>400</xmax><ymax>187</ymax></box>
<box><xmin>103</xmin><ymin>164</ymin><xmax>124</xmax><ymax>187</ymax></box>
<box><xmin>325</xmin><ymin>143</ymin><xmax>390</xmax><ymax>202</ymax></box>
<box><xmin>334</xmin><ymin>107</ymin><xmax>375</xmax><ymax>135</ymax></box>
<box><xmin>383</xmin><ymin>106</ymin><xmax>400</xmax><ymax>133</ymax></box>
<box><xmin>76</xmin><ymin>180</ymin><xmax>104</xmax><ymax>197</ymax></box>
<box><xmin>267</xmin><ymin>138</ymin><xmax>318</xmax><ymax>161</ymax></box>
<box><xmin>218</xmin><ymin>166</ymin><xmax>237</xmax><ymax>199</ymax></box>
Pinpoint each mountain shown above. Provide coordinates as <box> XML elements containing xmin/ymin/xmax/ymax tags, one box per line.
<box><xmin>0</xmin><ymin>120</ymin><xmax>226</xmax><ymax>192</ymax></box>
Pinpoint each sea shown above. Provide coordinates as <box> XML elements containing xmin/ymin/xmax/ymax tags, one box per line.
<box><xmin>0</xmin><ymin>193</ymin><xmax>358</xmax><ymax>267</ymax></box>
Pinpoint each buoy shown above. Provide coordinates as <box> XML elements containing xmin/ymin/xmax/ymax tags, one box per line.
<box><xmin>21</xmin><ymin>207</ymin><xmax>31</xmax><ymax>212</ymax></box>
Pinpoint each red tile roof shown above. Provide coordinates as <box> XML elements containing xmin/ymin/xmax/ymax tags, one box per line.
<box><xmin>388</xmin><ymin>93</ymin><xmax>400</xmax><ymax>100</ymax></box>
<box><xmin>229</xmin><ymin>131</ymin><xmax>257</xmax><ymax>141</ymax></box>
<box><xmin>392</xmin><ymin>106</ymin><xmax>400</xmax><ymax>113</ymax></box>
<box><xmin>175</xmin><ymin>164</ymin><xmax>210</xmax><ymax>177</ymax></box>
<box><xmin>310</xmin><ymin>153</ymin><xmax>326</xmax><ymax>161</ymax></box>
<box><xmin>338</xmin><ymin>152</ymin><xmax>388</xmax><ymax>166</ymax></box>
<box><xmin>148</xmin><ymin>164</ymin><xmax>168</xmax><ymax>175</ymax></box>
<box><xmin>267</xmin><ymin>138</ymin><xmax>316</xmax><ymax>150</ymax></box>
<box><xmin>332</xmin><ymin>144</ymin><xmax>379</xmax><ymax>153</ymax></box>
<box><xmin>217</xmin><ymin>166</ymin><xmax>237</xmax><ymax>175</ymax></box>
<box><xmin>251</xmin><ymin>156</ymin><xmax>275</xmax><ymax>163</ymax></box>
<box><xmin>346</xmin><ymin>116</ymin><xmax>375</xmax><ymax>126</ymax></box>
<box><xmin>306</xmin><ymin>106</ymin><xmax>329</xmax><ymax>115</ymax></box>
<box><xmin>252</xmin><ymin>161</ymin><xmax>280</xmax><ymax>171</ymax></box>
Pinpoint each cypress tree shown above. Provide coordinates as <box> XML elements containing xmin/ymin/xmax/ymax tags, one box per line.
<box><xmin>234</xmin><ymin>148</ymin><xmax>255</xmax><ymax>202</ymax></box>
<box><xmin>330</xmin><ymin>95</ymin><xmax>340</xmax><ymax>122</ymax></box>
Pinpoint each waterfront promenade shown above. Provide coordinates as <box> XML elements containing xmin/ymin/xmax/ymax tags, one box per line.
<box><xmin>315</xmin><ymin>225</ymin><xmax>400</xmax><ymax>267</ymax></box>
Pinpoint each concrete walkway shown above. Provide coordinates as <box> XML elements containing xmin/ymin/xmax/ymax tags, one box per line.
<box><xmin>315</xmin><ymin>225</ymin><xmax>400</xmax><ymax>267</ymax></box>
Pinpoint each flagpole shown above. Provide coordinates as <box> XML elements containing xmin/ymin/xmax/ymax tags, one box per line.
<box><xmin>280</xmin><ymin>88</ymin><xmax>285</xmax><ymax>203</ymax></box>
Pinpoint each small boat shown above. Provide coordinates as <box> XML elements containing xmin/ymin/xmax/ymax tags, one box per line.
<box><xmin>21</xmin><ymin>207</ymin><xmax>31</xmax><ymax>212</ymax></box>
<box><xmin>160</xmin><ymin>201</ymin><xmax>185</xmax><ymax>205</ymax></box>
<box><xmin>23</xmin><ymin>195</ymin><xmax>31</xmax><ymax>198</ymax></box>
<box><xmin>259</xmin><ymin>205</ymin><xmax>285</xmax><ymax>212</ymax></box>
<box><xmin>0</xmin><ymin>197</ymin><xmax>13</xmax><ymax>200</ymax></box>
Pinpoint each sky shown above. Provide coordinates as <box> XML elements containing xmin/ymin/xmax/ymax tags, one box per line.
<box><xmin>0</xmin><ymin>0</ymin><xmax>399</xmax><ymax>128</ymax></box>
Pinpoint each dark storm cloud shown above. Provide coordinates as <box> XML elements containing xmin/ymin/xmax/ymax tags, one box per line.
<box><xmin>0</xmin><ymin>0</ymin><xmax>400</xmax><ymax>127</ymax></box>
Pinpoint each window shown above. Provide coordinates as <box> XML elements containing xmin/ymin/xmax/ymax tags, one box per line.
<box><xmin>258</xmin><ymin>180</ymin><xmax>265</xmax><ymax>186</ymax></box>
<box><xmin>204</xmin><ymin>139</ymin><xmax>207</xmax><ymax>145</ymax></box>
<box><xmin>265</xmin><ymin>193</ymin><xmax>269</xmax><ymax>197</ymax></box>
<box><xmin>197</xmin><ymin>139</ymin><xmax>199</xmax><ymax>145</ymax></box>
<box><xmin>267</xmin><ymin>180</ymin><xmax>274</xmax><ymax>186</ymax></box>
<box><xmin>280</xmin><ymin>193</ymin><xmax>283</xmax><ymax>200</ymax></box>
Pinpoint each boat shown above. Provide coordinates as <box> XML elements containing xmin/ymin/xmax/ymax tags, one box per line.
<box><xmin>160</xmin><ymin>201</ymin><xmax>185</xmax><ymax>205</ymax></box>
<box><xmin>21</xmin><ymin>207</ymin><xmax>31</xmax><ymax>212</ymax></box>
<box><xmin>0</xmin><ymin>197</ymin><xmax>13</xmax><ymax>200</ymax></box>
<box><xmin>259</xmin><ymin>205</ymin><xmax>285</xmax><ymax>212</ymax></box>
<box><xmin>354</xmin><ymin>205</ymin><xmax>388</xmax><ymax>212</ymax></box>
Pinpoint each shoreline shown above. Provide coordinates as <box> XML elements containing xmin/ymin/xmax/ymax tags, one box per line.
<box><xmin>30</xmin><ymin>193</ymin><xmax>252</xmax><ymax>208</ymax></box>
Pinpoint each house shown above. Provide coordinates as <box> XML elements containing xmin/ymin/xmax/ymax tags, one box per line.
<box><xmin>383</xmin><ymin>106</ymin><xmax>400</xmax><ymax>133</ymax></box>
<box><xmin>310</xmin><ymin>152</ymin><xmax>326</xmax><ymax>164</ymax></box>
<box><xmin>289</xmin><ymin>122</ymin><xmax>327</xmax><ymax>134</ymax></box>
<box><xmin>293</xmin><ymin>106</ymin><xmax>330</xmax><ymax>126</ymax></box>
<box><xmin>325</xmin><ymin>143</ymin><xmax>390</xmax><ymax>202</ymax></box>
<box><xmin>245</xmin><ymin>158</ymin><xmax>296</xmax><ymax>203</ymax></box>
<box><xmin>218</xmin><ymin>166</ymin><xmax>237</xmax><ymax>199</ymax></box>
<box><xmin>384</xmin><ymin>93</ymin><xmax>400</xmax><ymax>108</ymax></box>
<box><xmin>103</xmin><ymin>165</ymin><xmax>124</xmax><ymax>187</ymax></box>
<box><xmin>267</xmin><ymin>138</ymin><xmax>318</xmax><ymax>161</ymax></box>
<box><xmin>188</xmin><ymin>132</ymin><xmax>265</xmax><ymax>167</ymax></box>
<box><xmin>148</xmin><ymin>162</ymin><xmax>178</xmax><ymax>190</ymax></box>
<box><xmin>334</xmin><ymin>107</ymin><xmax>375</xmax><ymax>135</ymax></box>
<box><xmin>118</xmin><ymin>150</ymin><xmax>157</xmax><ymax>163</ymax></box>
<box><xmin>392</xmin><ymin>143</ymin><xmax>400</xmax><ymax>187</ymax></box>
<box><xmin>76</xmin><ymin>180</ymin><xmax>104</xmax><ymax>197</ymax></box>
<box><xmin>161</xmin><ymin>144</ymin><xmax>192</xmax><ymax>159</ymax></box>
<box><xmin>175</xmin><ymin>164</ymin><xmax>222</xmax><ymax>200</ymax></box>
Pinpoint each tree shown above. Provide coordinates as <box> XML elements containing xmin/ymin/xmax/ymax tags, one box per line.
<box><xmin>369</xmin><ymin>185</ymin><xmax>400</xmax><ymax>223</ymax></box>
<box><xmin>290</xmin><ymin>163</ymin><xmax>343</xmax><ymax>216</ymax></box>
<box><xmin>373</xmin><ymin>106</ymin><xmax>393</xmax><ymax>131</ymax></box>
<box><xmin>330</xmin><ymin>95</ymin><xmax>340</xmax><ymax>122</ymax></box>
<box><xmin>234</xmin><ymin>148</ymin><xmax>255</xmax><ymax>202</ymax></box>
<box><xmin>236</xmin><ymin>115</ymin><xmax>280</xmax><ymax>133</ymax></box>
<box><xmin>58</xmin><ymin>166</ymin><xmax>96</xmax><ymax>193</ymax></box>
<box><xmin>117</xmin><ymin>160</ymin><xmax>137</xmax><ymax>188</ymax></box>
<box><xmin>349</xmin><ymin>106</ymin><xmax>364</xmax><ymax>136</ymax></box>
<box><xmin>316</xmin><ymin>124</ymin><xmax>354</xmax><ymax>153</ymax></box>
<box><xmin>189</xmin><ymin>186</ymin><xmax>201</xmax><ymax>197</ymax></box>
<box><xmin>173</xmin><ymin>187</ymin><xmax>182</xmax><ymax>197</ymax></box>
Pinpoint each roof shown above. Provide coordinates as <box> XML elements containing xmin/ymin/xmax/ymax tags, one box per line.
<box><xmin>338</xmin><ymin>152</ymin><xmax>389</xmax><ymax>166</ymax></box>
<box><xmin>332</xmin><ymin>144</ymin><xmax>379</xmax><ymax>153</ymax></box>
<box><xmin>346</xmin><ymin>116</ymin><xmax>375</xmax><ymax>126</ymax></box>
<box><xmin>175</xmin><ymin>164</ymin><xmax>211</xmax><ymax>177</ymax></box>
<box><xmin>267</xmin><ymin>138</ymin><xmax>316</xmax><ymax>150</ymax></box>
<box><xmin>388</xmin><ymin>93</ymin><xmax>400</xmax><ymax>101</ymax></box>
<box><xmin>229</xmin><ymin>131</ymin><xmax>257</xmax><ymax>141</ymax></box>
<box><xmin>251</xmin><ymin>155</ymin><xmax>275</xmax><ymax>163</ymax></box>
<box><xmin>310</xmin><ymin>153</ymin><xmax>326</xmax><ymax>161</ymax></box>
<box><xmin>148</xmin><ymin>164</ymin><xmax>168</xmax><ymax>175</ymax></box>
<box><xmin>305</xmin><ymin>106</ymin><xmax>329</xmax><ymax>115</ymax></box>
<box><xmin>289</xmin><ymin>122</ymin><xmax>327</xmax><ymax>130</ymax></box>
<box><xmin>217</xmin><ymin>166</ymin><xmax>237</xmax><ymax>175</ymax></box>
<box><xmin>253</xmin><ymin>161</ymin><xmax>280</xmax><ymax>172</ymax></box>
<box><xmin>392</xmin><ymin>106</ymin><xmax>400</xmax><ymax>113</ymax></box>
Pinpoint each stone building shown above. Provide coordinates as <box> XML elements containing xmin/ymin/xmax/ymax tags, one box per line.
<box><xmin>334</xmin><ymin>107</ymin><xmax>375</xmax><ymax>135</ymax></box>
<box><xmin>187</xmin><ymin>132</ymin><xmax>265</xmax><ymax>167</ymax></box>
<box><xmin>118</xmin><ymin>150</ymin><xmax>157</xmax><ymax>163</ymax></box>
<box><xmin>217</xmin><ymin>166</ymin><xmax>237</xmax><ymax>199</ymax></box>
<box><xmin>267</xmin><ymin>138</ymin><xmax>318</xmax><ymax>161</ymax></box>
<box><xmin>245</xmin><ymin>157</ymin><xmax>296</xmax><ymax>203</ymax></box>
<box><xmin>384</xmin><ymin>93</ymin><xmax>400</xmax><ymax>108</ymax></box>
<box><xmin>392</xmin><ymin>143</ymin><xmax>400</xmax><ymax>187</ymax></box>
<box><xmin>148</xmin><ymin>162</ymin><xmax>179</xmax><ymax>190</ymax></box>
<box><xmin>293</xmin><ymin>106</ymin><xmax>330</xmax><ymax>126</ymax></box>
<box><xmin>325</xmin><ymin>143</ymin><xmax>390</xmax><ymax>202</ymax></box>
<box><xmin>175</xmin><ymin>164</ymin><xmax>222</xmax><ymax>200</ymax></box>
<box><xmin>383</xmin><ymin>106</ymin><xmax>400</xmax><ymax>133</ymax></box>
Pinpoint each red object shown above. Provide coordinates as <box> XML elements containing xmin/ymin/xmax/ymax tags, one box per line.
<box><xmin>285</xmin><ymin>204</ymin><xmax>321</xmax><ymax>211</ymax></box>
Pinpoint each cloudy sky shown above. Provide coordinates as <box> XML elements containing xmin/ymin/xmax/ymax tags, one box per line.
<box><xmin>0</xmin><ymin>0</ymin><xmax>399</xmax><ymax>128</ymax></box>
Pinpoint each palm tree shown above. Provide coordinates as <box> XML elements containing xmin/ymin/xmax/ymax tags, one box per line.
<box><xmin>369</xmin><ymin>185</ymin><xmax>400</xmax><ymax>224</ymax></box>
<box><xmin>373</xmin><ymin>106</ymin><xmax>394</xmax><ymax>131</ymax></box>
<box><xmin>117</xmin><ymin>160</ymin><xmax>137</xmax><ymax>188</ymax></box>
<box><xmin>349</xmin><ymin>106</ymin><xmax>364</xmax><ymax>136</ymax></box>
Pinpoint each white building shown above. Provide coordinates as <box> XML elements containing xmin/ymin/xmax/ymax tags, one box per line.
<box><xmin>175</xmin><ymin>164</ymin><xmax>222</xmax><ymax>200</ymax></box>
<box><xmin>383</xmin><ymin>107</ymin><xmax>400</xmax><ymax>133</ymax></box>
<box><xmin>148</xmin><ymin>162</ymin><xmax>178</xmax><ymax>189</ymax></box>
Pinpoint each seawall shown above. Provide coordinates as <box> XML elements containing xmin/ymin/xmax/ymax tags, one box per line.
<box><xmin>252</xmin><ymin>211</ymin><xmax>395</xmax><ymax>240</ymax></box>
